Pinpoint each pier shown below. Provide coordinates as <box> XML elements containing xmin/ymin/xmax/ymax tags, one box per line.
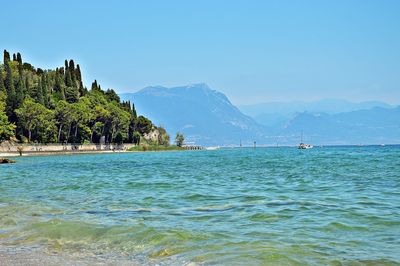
<box><xmin>182</xmin><ymin>145</ymin><xmax>204</xmax><ymax>150</ymax></box>
<box><xmin>182</xmin><ymin>142</ymin><xmax>204</xmax><ymax>150</ymax></box>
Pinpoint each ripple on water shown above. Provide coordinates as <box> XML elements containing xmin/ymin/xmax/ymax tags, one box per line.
<box><xmin>0</xmin><ymin>146</ymin><xmax>399</xmax><ymax>265</ymax></box>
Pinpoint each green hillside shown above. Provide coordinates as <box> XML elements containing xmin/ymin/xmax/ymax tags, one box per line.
<box><xmin>0</xmin><ymin>50</ymin><xmax>160</xmax><ymax>144</ymax></box>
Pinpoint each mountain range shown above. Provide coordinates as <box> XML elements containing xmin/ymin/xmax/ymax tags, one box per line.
<box><xmin>121</xmin><ymin>84</ymin><xmax>400</xmax><ymax>146</ymax></box>
<box><xmin>120</xmin><ymin>84</ymin><xmax>265</xmax><ymax>146</ymax></box>
<box><xmin>239</xmin><ymin>99</ymin><xmax>395</xmax><ymax>128</ymax></box>
<box><xmin>271</xmin><ymin>107</ymin><xmax>400</xmax><ymax>145</ymax></box>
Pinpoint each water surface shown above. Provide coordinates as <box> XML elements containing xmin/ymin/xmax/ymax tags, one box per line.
<box><xmin>1</xmin><ymin>147</ymin><xmax>399</xmax><ymax>265</ymax></box>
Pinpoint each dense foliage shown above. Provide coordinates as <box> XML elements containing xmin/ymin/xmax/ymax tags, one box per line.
<box><xmin>0</xmin><ymin>50</ymin><xmax>163</xmax><ymax>144</ymax></box>
<box><xmin>175</xmin><ymin>132</ymin><xmax>185</xmax><ymax>147</ymax></box>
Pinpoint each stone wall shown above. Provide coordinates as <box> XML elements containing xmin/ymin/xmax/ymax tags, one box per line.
<box><xmin>0</xmin><ymin>141</ymin><xmax>136</xmax><ymax>153</ymax></box>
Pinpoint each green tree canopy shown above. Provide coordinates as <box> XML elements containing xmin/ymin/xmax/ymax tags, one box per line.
<box><xmin>0</xmin><ymin>93</ymin><xmax>16</xmax><ymax>141</ymax></box>
<box><xmin>15</xmin><ymin>98</ymin><xmax>55</xmax><ymax>142</ymax></box>
<box><xmin>175</xmin><ymin>132</ymin><xmax>185</xmax><ymax>147</ymax></box>
<box><xmin>1</xmin><ymin>51</ymin><xmax>157</xmax><ymax>145</ymax></box>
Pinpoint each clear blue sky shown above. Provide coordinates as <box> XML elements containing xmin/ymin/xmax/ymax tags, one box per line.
<box><xmin>2</xmin><ymin>0</ymin><xmax>400</xmax><ymax>105</ymax></box>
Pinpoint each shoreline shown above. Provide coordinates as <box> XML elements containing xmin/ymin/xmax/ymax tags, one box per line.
<box><xmin>0</xmin><ymin>148</ymin><xmax>191</xmax><ymax>157</ymax></box>
<box><xmin>0</xmin><ymin>150</ymin><xmax>130</xmax><ymax>157</ymax></box>
<box><xmin>0</xmin><ymin>248</ymin><xmax>140</xmax><ymax>266</ymax></box>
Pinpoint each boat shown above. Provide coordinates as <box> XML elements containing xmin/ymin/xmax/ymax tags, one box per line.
<box><xmin>298</xmin><ymin>131</ymin><xmax>313</xmax><ymax>149</ymax></box>
<box><xmin>298</xmin><ymin>143</ymin><xmax>313</xmax><ymax>149</ymax></box>
<box><xmin>206</xmin><ymin>146</ymin><xmax>220</xmax><ymax>150</ymax></box>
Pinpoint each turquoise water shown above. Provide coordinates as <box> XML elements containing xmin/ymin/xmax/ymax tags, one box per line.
<box><xmin>1</xmin><ymin>147</ymin><xmax>399</xmax><ymax>265</ymax></box>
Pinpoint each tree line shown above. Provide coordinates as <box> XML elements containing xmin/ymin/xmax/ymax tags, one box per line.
<box><xmin>0</xmin><ymin>50</ymin><xmax>167</xmax><ymax>145</ymax></box>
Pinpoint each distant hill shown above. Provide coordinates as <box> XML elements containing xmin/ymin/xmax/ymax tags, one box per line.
<box><xmin>120</xmin><ymin>84</ymin><xmax>266</xmax><ymax>146</ymax></box>
<box><xmin>270</xmin><ymin>107</ymin><xmax>400</xmax><ymax>145</ymax></box>
<box><xmin>239</xmin><ymin>99</ymin><xmax>394</xmax><ymax>133</ymax></box>
<box><xmin>121</xmin><ymin>85</ymin><xmax>399</xmax><ymax>146</ymax></box>
<box><xmin>239</xmin><ymin>99</ymin><xmax>394</xmax><ymax>126</ymax></box>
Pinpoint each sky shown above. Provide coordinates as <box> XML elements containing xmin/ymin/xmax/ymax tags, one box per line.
<box><xmin>2</xmin><ymin>0</ymin><xmax>400</xmax><ymax>105</ymax></box>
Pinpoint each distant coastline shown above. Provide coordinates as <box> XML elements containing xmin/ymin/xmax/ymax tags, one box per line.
<box><xmin>2</xmin><ymin>143</ymin><xmax>398</xmax><ymax>158</ymax></box>
<box><xmin>0</xmin><ymin>142</ymin><xmax>196</xmax><ymax>157</ymax></box>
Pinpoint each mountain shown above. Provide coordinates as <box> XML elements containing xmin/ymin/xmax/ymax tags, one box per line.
<box><xmin>120</xmin><ymin>85</ymin><xmax>399</xmax><ymax>146</ymax></box>
<box><xmin>271</xmin><ymin>107</ymin><xmax>400</xmax><ymax>145</ymax></box>
<box><xmin>239</xmin><ymin>99</ymin><xmax>394</xmax><ymax>126</ymax></box>
<box><xmin>120</xmin><ymin>84</ymin><xmax>266</xmax><ymax>146</ymax></box>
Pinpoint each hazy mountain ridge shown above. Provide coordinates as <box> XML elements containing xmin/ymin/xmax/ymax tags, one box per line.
<box><xmin>273</xmin><ymin>107</ymin><xmax>400</xmax><ymax>145</ymax></box>
<box><xmin>239</xmin><ymin>99</ymin><xmax>394</xmax><ymax>119</ymax></box>
<box><xmin>120</xmin><ymin>84</ymin><xmax>266</xmax><ymax>146</ymax></box>
<box><xmin>121</xmin><ymin>85</ymin><xmax>399</xmax><ymax>146</ymax></box>
<box><xmin>239</xmin><ymin>99</ymin><xmax>395</xmax><ymax>137</ymax></box>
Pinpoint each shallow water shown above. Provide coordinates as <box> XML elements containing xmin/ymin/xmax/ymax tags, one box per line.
<box><xmin>1</xmin><ymin>147</ymin><xmax>399</xmax><ymax>265</ymax></box>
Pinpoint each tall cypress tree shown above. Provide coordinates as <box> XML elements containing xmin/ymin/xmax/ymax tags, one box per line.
<box><xmin>15</xmin><ymin>77</ymin><xmax>25</xmax><ymax>108</ymax></box>
<box><xmin>34</xmin><ymin>78</ymin><xmax>44</xmax><ymax>105</ymax></box>
<box><xmin>65</xmin><ymin>69</ymin><xmax>73</xmax><ymax>87</ymax></box>
<box><xmin>54</xmin><ymin>71</ymin><xmax>62</xmax><ymax>93</ymax></box>
<box><xmin>0</xmin><ymin>68</ymin><xmax>5</xmax><ymax>93</ymax></box>
<box><xmin>16</xmin><ymin>52</ymin><xmax>23</xmax><ymax>75</ymax></box>
<box><xmin>75</xmin><ymin>64</ymin><xmax>82</xmax><ymax>82</ymax></box>
<box><xmin>41</xmin><ymin>74</ymin><xmax>49</xmax><ymax>108</ymax></box>
<box><xmin>12</xmin><ymin>53</ymin><xmax>17</xmax><ymax>61</ymax></box>
<box><xmin>25</xmin><ymin>76</ymin><xmax>30</xmax><ymax>95</ymax></box>
<box><xmin>131</xmin><ymin>103</ymin><xmax>137</xmax><ymax>119</ymax></box>
<box><xmin>69</xmin><ymin>60</ymin><xmax>75</xmax><ymax>82</ymax></box>
<box><xmin>4</xmin><ymin>61</ymin><xmax>16</xmax><ymax>120</ymax></box>
<box><xmin>3</xmin><ymin>50</ymin><xmax>10</xmax><ymax>63</ymax></box>
<box><xmin>91</xmin><ymin>80</ymin><xmax>98</xmax><ymax>91</ymax></box>
<box><xmin>16</xmin><ymin>52</ymin><xmax>22</xmax><ymax>65</ymax></box>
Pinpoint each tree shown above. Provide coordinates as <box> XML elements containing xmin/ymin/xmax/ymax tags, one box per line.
<box><xmin>135</xmin><ymin>115</ymin><xmax>152</xmax><ymax>135</ymax></box>
<box><xmin>175</xmin><ymin>132</ymin><xmax>184</xmax><ymax>147</ymax></box>
<box><xmin>91</xmin><ymin>80</ymin><xmax>99</xmax><ymax>91</ymax></box>
<box><xmin>75</xmin><ymin>64</ymin><xmax>85</xmax><ymax>96</ymax></box>
<box><xmin>1</xmin><ymin>51</ymin><xmax>157</xmax><ymax>145</ymax></box>
<box><xmin>70</xmin><ymin>100</ymin><xmax>92</xmax><ymax>142</ymax></box>
<box><xmin>157</xmin><ymin>126</ymin><xmax>170</xmax><ymax>146</ymax></box>
<box><xmin>55</xmin><ymin>100</ymin><xmax>74</xmax><ymax>142</ymax></box>
<box><xmin>4</xmin><ymin>61</ymin><xmax>16</xmax><ymax>119</ymax></box>
<box><xmin>68</xmin><ymin>59</ymin><xmax>76</xmax><ymax>85</ymax></box>
<box><xmin>15</xmin><ymin>98</ymin><xmax>55</xmax><ymax>142</ymax></box>
<box><xmin>105</xmin><ymin>89</ymin><xmax>120</xmax><ymax>103</ymax></box>
<box><xmin>32</xmin><ymin>78</ymin><xmax>44</xmax><ymax>105</ymax></box>
<box><xmin>75</xmin><ymin>64</ymin><xmax>82</xmax><ymax>82</ymax></box>
<box><xmin>15</xmin><ymin>77</ymin><xmax>24</xmax><ymax>108</ymax></box>
<box><xmin>40</xmin><ymin>74</ymin><xmax>49</xmax><ymax>107</ymax></box>
<box><xmin>3</xmin><ymin>50</ymin><xmax>10</xmax><ymax>63</ymax></box>
<box><xmin>0</xmin><ymin>66</ymin><xmax>5</xmax><ymax>93</ymax></box>
<box><xmin>132</xmin><ymin>131</ymin><xmax>141</xmax><ymax>145</ymax></box>
<box><xmin>0</xmin><ymin>97</ymin><xmax>16</xmax><ymax>141</ymax></box>
<box><xmin>65</xmin><ymin>68</ymin><xmax>73</xmax><ymax>87</ymax></box>
<box><xmin>106</xmin><ymin>102</ymin><xmax>130</xmax><ymax>143</ymax></box>
<box><xmin>65</xmin><ymin>86</ymin><xmax>79</xmax><ymax>103</ymax></box>
<box><xmin>16</xmin><ymin>52</ymin><xmax>22</xmax><ymax>65</ymax></box>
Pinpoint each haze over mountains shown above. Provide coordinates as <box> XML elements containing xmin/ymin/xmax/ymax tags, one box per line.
<box><xmin>239</xmin><ymin>100</ymin><xmax>395</xmax><ymax>128</ymax></box>
<box><xmin>239</xmin><ymin>99</ymin><xmax>394</xmax><ymax>117</ymax></box>
<box><xmin>120</xmin><ymin>84</ymin><xmax>400</xmax><ymax>146</ymax></box>
<box><xmin>120</xmin><ymin>84</ymin><xmax>265</xmax><ymax>146</ymax></box>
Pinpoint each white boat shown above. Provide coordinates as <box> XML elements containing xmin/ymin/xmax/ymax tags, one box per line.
<box><xmin>298</xmin><ymin>131</ymin><xmax>313</xmax><ymax>149</ymax></box>
<box><xmin>206</xmin><ymin>146</ymin><xmax>220</xmax><ymax>150</ymax></box>
<box><xmin>298</xmin><ymin>143</ymin><xmax>313</xmax><ymax>149</ymax></box>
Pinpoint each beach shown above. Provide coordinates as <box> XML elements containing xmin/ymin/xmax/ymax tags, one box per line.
<box><xmin>0</xmin><ymin>249</ymin><xmax>139</xmax><ymax>266</ymax></box>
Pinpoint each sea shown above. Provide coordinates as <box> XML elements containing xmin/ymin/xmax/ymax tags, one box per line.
<box><xmin>0</xmin><ymin>146</ymin><xmax>399</xmax><ymax>265</ymax></box>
